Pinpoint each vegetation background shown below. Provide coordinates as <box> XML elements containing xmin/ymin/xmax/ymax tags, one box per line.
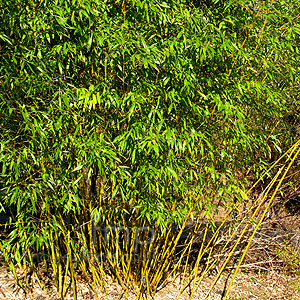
<box><xmin>0</xmin><ymin>0</ymin><xmax>299</xmax><ymax>299</ymax></box>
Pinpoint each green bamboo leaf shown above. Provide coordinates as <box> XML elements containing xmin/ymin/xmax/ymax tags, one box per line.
<box><xmin>72</xmin><ymin>165</ymin><xmax>84</xmax><ymax>172</ymax></box>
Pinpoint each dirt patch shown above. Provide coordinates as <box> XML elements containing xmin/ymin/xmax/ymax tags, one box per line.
<box><xmin>0</xmin><ymin>263</ymin><xmax>299</xmax><ymax>300</ymax></box>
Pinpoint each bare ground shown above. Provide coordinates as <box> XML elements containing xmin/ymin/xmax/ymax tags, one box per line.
<box><xmin>0</xmin><ymin>263</ymin><xmax>299</xmax><ymax>300</ymax></box>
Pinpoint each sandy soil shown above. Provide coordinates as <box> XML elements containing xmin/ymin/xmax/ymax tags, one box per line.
<box><xmin>0</xmin><ymin>263</ymin><xmax>299</xmax><ymax>300</ymax></box>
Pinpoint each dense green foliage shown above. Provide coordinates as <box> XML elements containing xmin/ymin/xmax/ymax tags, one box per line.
<box><xmin>0</xmin><ymin>0</ymin><xmax>300</xmax><ymax>297</ymax></box>
<box><xmin>1</xmin><ymin>0</ymin><xmax>298</xmax><ymax>222</ymax></box>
